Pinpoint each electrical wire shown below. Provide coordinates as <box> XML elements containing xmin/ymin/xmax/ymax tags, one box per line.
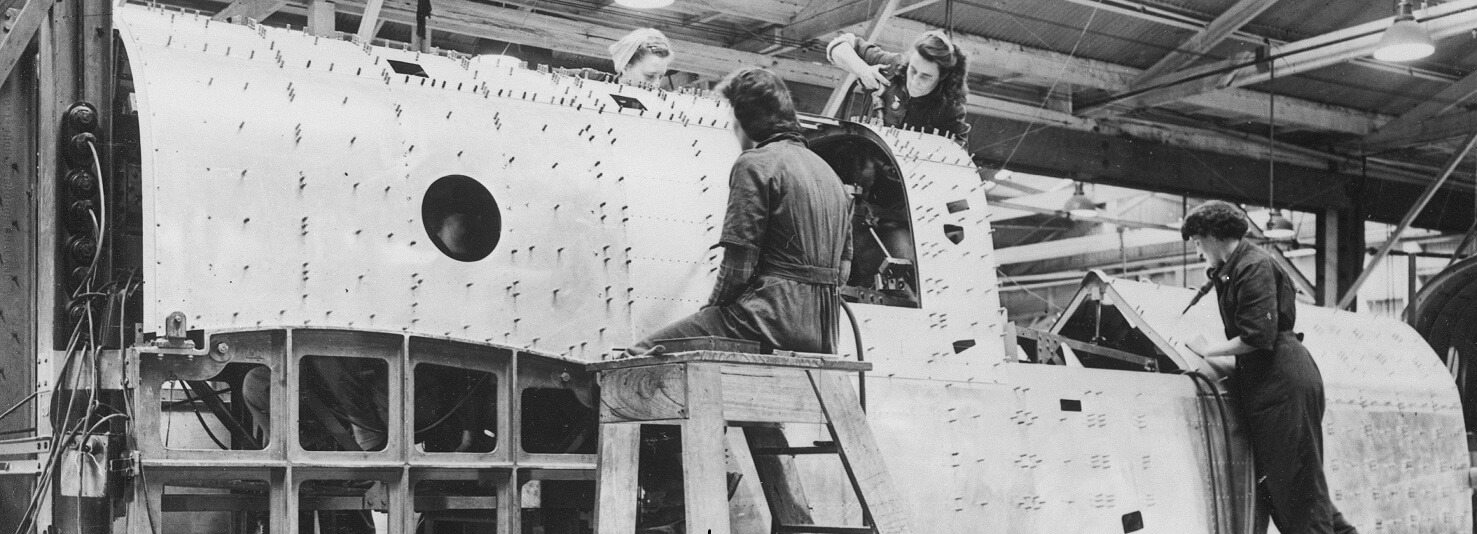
<box><xmin>996</xmin><ymin>5</ymin><xmax>1098</xmax><ymax>173</ymax></box>
<box><xmin>0</xmin><ymin>391</ymin><xmax>42</xmax><ymax>424</ymax></box>
<box><xmin>179</xmin><ymin>382</ymin><xmax>230</xmax><ymax>450</ymax></box>
<box><xmin>414</xmin><ymin>372</ymin><xmax>494</xmax><ymax>435</ymax></box>
<box><xmin>840</xmin><ymin>299</ymin><xmax>866</xmax><ymax>412</ymax></box>
<box><xmin>13</xmin><ymin>268</ymin><xmax>132</xmax><ymax>534</ymax></box>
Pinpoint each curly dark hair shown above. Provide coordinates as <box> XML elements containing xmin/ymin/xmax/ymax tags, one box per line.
<box><xmin>899</xmin><ymin>31</ymin><xmax>969</xmax><ymax>105</ymax></box>
<box><xmin>717</xmin><ymin>67</ymin><xmax>801</xmax><ymax>142</ymax></box>
<box><xmin>1181</xmin><ymin>200</ymin><xmax>1250</xmax><ymax>241</ymax></box>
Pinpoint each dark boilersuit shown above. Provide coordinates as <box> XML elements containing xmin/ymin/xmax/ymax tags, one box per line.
<box><xmin>632</xmin><ymin>134</ymin><xmax>852</xmax><ymax>354</ymax></box>
<box><xmin>1210</xmin><ymin>240</ymin><xmax>1357</xmax><ymax>534</ymax></box>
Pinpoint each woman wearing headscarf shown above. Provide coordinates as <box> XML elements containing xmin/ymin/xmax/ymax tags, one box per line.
<box><xmin>558</xmin><ymin>28</ymin><xmax>675</xmax><ymax>88</ymax></box>
<box><xmin>826</xmin><ymin>29</ymin><xmax>971</xmax><ymax>142</ymax></box>
<box><xmin>1182</xmin><ymin>201</ymin><xmax>1359</xmax><ymax>534</ymax></box>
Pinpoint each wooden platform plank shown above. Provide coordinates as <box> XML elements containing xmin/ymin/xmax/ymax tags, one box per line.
<box><xmin>598</xmin><ymin>364</ymin><xmax>687</xmax><ymax>423</ymax></box>
<box><xmin>809</xmin><ymin>370</ymin><xmax>912</xmax><ymax>534</ymax></box>
<box><xmin>720</xmin><ymin>365</ymin><xmax>825</xmax><ymax>424</ymax></box>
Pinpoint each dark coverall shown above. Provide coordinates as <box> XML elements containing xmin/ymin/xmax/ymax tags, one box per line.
<box><xmin>632</xmin><ymin>133</ymin><xmax>852</xmax><ymax>354</ymax></box>
<box><xmin>1210</xmin><ymin>240</ymin><xmax>1357</xmax><ymax>534</ymax></box>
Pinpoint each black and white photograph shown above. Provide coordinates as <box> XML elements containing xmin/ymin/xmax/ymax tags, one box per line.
<box><xmin>0</xmin><ymin>0</ymin><xmax>1474</xmax><ymax>532</ymax></box>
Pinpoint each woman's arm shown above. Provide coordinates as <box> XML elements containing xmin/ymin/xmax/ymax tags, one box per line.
<box><xmin>826</xmin><ymin>33</ymin><xmax>895</xmax><ymax>91</ymax></box>
<box><xmin>1187</xmin><ymin>334</ymin><xmax>1258</xmax><ymax>357</ymax></box>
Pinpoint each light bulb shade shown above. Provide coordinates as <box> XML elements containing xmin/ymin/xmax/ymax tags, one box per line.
<box><xmin>1374</xmin><ymin>18</ymin><xmax>1435</xmax><ymax>62</ymax></box>
<box><xmin>1064</xmin><ymin>195</ymin><xmax>1098</xmax><ymax>218</ymax></box>
<box><xmin>614</xmin><ymin>0</ymin><xmax>674</xmax><ymax>7</ymax></box>
<box><xmin>1264</xmin><ymin>212</ymin><xmax>1296</xmax><ymax>240</ymax></box>
<box><xmin>1064</xmin><ymin>182</ymin><xmax>1099</xmax><ymax>218</ymax></box>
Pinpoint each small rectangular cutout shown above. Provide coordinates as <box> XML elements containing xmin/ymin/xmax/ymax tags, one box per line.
<box><xmin>1122</xmin><ymin>511</ymin><xmax>1144</xmax><ymax>532</ymax></box>
<box><xmin>387</xmin><ymin>59</ymin><xmax>428</xmax><ymax>77</ymax></box>
<box><xmin>946</xmin><ymin>199</ymin><xmax>970</xmax><ymax>213</ymax></box>
<box><xmin>1059</xmin><ymin>399</ymin><xmax>1082</xmax><ymax>412</ymax></box>
<box><xmin>609</xmin><ymin>94</ymin><xmax>647</xmax><ymax>111</ymax></box>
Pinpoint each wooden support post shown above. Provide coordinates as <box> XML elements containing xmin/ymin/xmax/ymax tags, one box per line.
<box><xmin>356</xmin><ymin>0</ymin><xmax>385</xmax><ymax>40</ymax></box>
<box><xmin>681</xmin><ymin>363</ymin><xmax>732</xmax><ymax>534</ymax></box>
<box><xmin>0</xmin><ymin>0</ymin><xmax>49</xmax><ymax>85</ymax></box>
<box><xmin>0</xmin><ymin>14</ymin><xmax>37</xmax><ymax>534</ymax></box>
<box><xmin>1315</xmin><ymin>209</ymin><xmax>1339</xmax><ymax>306</ymax></box>
<box><xmin>307</xmin><ymin>0</ymin><xmax>336</xmax><ymax>36</ymax></box>
<box><xmin>594</xmin><ymin>422</ymin><xmax>641</xmax><ymax>534</ymax></box>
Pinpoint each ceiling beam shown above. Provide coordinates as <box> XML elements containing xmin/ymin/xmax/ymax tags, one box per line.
<box><xmin>756</xmin><ymin>0</ymin><xmax>937</xmax><ymax>54</ymax></box>
<box><xmin>970</xmin><ymin>114</ymin><xmax>1475</xmax><ymax>233</ymax></box>
<box><xmin>355</xmin><ymin>0</ymin><xmax>384</xmax><ymax>40</ymax></box>
<box><xmin>681</xmin><ymin>0</ymin><xmax>803</xmax><ymax>26</ymax></box>
<box><xmin>1083</xmin><ymin>0</ymin><xmax>1477</xmax><ymax>115</ymax></box>
<box><xmin>212</xmin><ymin>0</ymin><xmax>289</xmax><ymax>22</ymax></box>
<box><xmin>323</xmin><ymin>0</ymin><xmax>846</xmax><ymax>87</ymax></box>
<box><xmin>1061</xmin><ymin>0</ymin><xmax>1459</xmax><ymax>83</ymax></box>
<box><xmin>1364</xmin><ymin>69</ymin><xmax>1477</xmax><ymax>149</ymax></box>
<box><xmin>1131</xmin><ymin>0</ymin><xmax>1281</xmax><ymax>89</ymax></box>
<box><xmin>853</xmin><ymin>18</ymin><xmax>1387</xmax><ymax>135</ymax></box>
<box><xmin>1361</xmin><ymin>107</ymin><xmax>1477</xmax><ymax>152</ymax></box>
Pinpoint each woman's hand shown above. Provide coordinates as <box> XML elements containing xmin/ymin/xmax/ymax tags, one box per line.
<box><xmin>857</xmin><ymin>64</ymin><xmax>890</xmax><ymax>91</ymax></box>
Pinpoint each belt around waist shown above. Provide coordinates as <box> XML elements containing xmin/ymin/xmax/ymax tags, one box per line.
<box><xmin>757</xmin><ymin>260</ymin><xmax>840</xmax><ymax>286</ymax></box>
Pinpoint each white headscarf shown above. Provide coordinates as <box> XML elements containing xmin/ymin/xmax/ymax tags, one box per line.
<box><xmin>609</xmin><ymin>28</ymin><xmax>671</xmax><ymax>72</ymax></box>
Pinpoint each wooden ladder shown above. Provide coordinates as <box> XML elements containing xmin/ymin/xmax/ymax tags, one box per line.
<box><xmin>587</xmin><ymin>351</ymin><xmax>911</xmax><ymax>534</ymax></box>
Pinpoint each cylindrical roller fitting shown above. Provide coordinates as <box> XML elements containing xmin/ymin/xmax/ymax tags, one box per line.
<box><xmin>66</xmin><ymin>169</ymin><xmax>96</xmax><ymax>196</ymax></box>
<box><xmin>67</xmin><ymin>199</ymin><xmax>96</xmax><ymax>232</ymax></box>
<box><xmin>66</xmin><ymin>102</ymin><xmax>98</xmax><ymax>132</ymax></box>
<box><xmin>68</xmin><ymin>235</ymin><xmax>96</xmax><ymax>263</ymax></box>
<box><xmin>67</xmin><ymin>132</ymin><xmax>98</xmax><ymax>166</ymax></box>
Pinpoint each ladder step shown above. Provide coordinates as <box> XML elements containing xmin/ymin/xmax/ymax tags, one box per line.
<box><xmin>752</xmin><ymin>441</ymin><xmax>837</xmax><ymax>456</ymax></box>
<box><xmin>776</xmin><ymin>525</ymin><xmax>872</xmax><ymax>534</ymax></box>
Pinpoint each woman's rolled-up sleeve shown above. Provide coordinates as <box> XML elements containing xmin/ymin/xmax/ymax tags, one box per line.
<box><xmin>1231</xmin><ymin>260</ymin><xmax>1280</xmax><ymax>351</ymax></box>
<box><xmin>718</xmin><ymin>154</ymin><xmax>770</xmax><ymax>251</ymax></box>
<box><xmin>827</xmin><ymin>32</ymin><xmax>906</xmax><ymax>70</ymax></box>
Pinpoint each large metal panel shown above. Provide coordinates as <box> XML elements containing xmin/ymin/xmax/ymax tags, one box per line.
<box><xmin>115</xmin><ymin>3</ymin><xmax>1004</xmax><ymax>365</ymax></box>
<box><xmin>1082</xmin><ymin>273</ymin><xmax>1472</xmax><ymax>532</ymax></box>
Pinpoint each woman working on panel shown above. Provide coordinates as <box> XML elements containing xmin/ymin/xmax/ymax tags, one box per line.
<box><xmin>826</xmin><ymin>29</ymin><xmax>971</xmax><ymax>142</ymax></box>
<box><xmin>1182</xmin><ymin>201</ymin><xmax>1358</xmax><ymax>534</ymax></box>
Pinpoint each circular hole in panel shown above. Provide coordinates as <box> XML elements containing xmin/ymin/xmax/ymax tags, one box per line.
<box><xmin>422</xmin><ymin>175</ymin><xmax>501</xmax><ymax>262</ymax></box>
